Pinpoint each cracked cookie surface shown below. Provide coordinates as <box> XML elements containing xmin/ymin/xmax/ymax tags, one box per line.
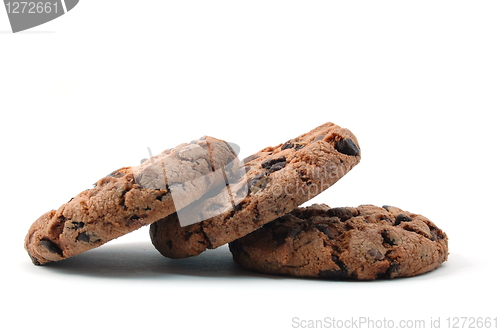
<box><xmin>25</xmin><ymin>136</ymin><xmax>238</xmax><ymax>265</ymax></box>
<box><xmin>150</xmin><ymin>122</ymin><xmax>361</xmax><ymax>258</ymax></box>
<box><xmin>229</xmin><ymin>204</ymin><xmax>448</xmax><ymax>280</ymax></box>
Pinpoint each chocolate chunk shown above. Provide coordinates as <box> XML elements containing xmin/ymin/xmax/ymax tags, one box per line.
<box><xmin>319</xmin><ymin>255</ymin><xmax>349</xmax><ymax>279</ymax></box>
<box><xmin>76</xmin><ymin>232</ymin><xmax>90</xmax><ymax>242</ymax></box>
<box><xmin>269</xmin><ymin>161</ymin><xmax>287</xmax><ymax>173</ymax></box>
<box><xmin>385</xmin><ymin>262</ymin><xmax>400</xmax><ymax>277</ymax></box>
<box><xmin>395</xmin><ymin>214</ymin><xmax>412</xmax><ymax>225</ymax></box>
<box><xmin>273</xmin><ymin>225</ymin><xmax>302</xmax><ymax>246</ymax></box>
<box><xmin>382</xmin><ymin>205</ymin><xmax>392</xmax><ymax>211</ymax></box>
<box><xmin>327</xmin><ymin>207</ymin><xmax>356</xmax><ymax>222</ymax></box>
<box><xmin>71</xmin><ymin>221</ymin><xmax>85</xmax><ymax>229</ymax></box>
<box><xmin>314</xmin><ymin>224</ymin><xmax>333</xmax><ymax>238</ymax></box>
<box><xmin>335</xmin><ymin>138</ymin><xmax>360</xmax><ymax>156</ymax></box>
<box><xmin>367</xmin><ymin>249</ymin><xmax>384</xmax><ymax>260</ymax></box>
<box><xmin>261</xmin><ymin>156</ymin><xmax>286</xmax><ymax>169</ymax></box>
<box><xmin>29</xmin><ymin>254</ymin><xmax>42</xmax><ymax>266</ymax></box>
<box><xmin>156</xmin><ymin>192</ymin><xmax>168</xmax><ymax>201</ymax></box>
<box><xmin>234</xmin><ymin>201</ymin><xmax>245</xmax><ymax>211</ymax></box>
<box><xmin>377</xmin><ymin>262</ymin><xmax>400</xmax><ymax>279</ymax></box>
<box><xmin>40</xmin><ymin>239</ymin><xmax>63</xmax><ymax>256</ymax></box>
<box><xmin>381</xmin><ymin>229</ymin><xmax>396</xmax><ymax>245</ymax></box>
<box><xmin>319</xmin><ymin>268</ymin><xmax>349</xmax><ymax>279</ymax></box>
<box><xmin>281</xmin><ymin>140</ymin><xmax>305</xmax><ymax>151</ymax></box>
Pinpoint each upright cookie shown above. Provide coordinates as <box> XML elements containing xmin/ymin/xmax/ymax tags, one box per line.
<box><xmin>229</xmin><ymin>204</ymin><xmax>448</xmax><ymax>280</ymax></box>
<box><xmin>25</xmin><ymin>136</ymin><xmax>239</xmax><ymax>265</ymax></box>
<box><xmin>150</xmin><ymin>122</ymin><xmax>361</xmax><ymax>258</ymax></box>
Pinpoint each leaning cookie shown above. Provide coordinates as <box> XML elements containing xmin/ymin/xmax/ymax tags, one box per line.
<box><xmin>150</xmin><ymin>122</ymin><xmax>361</xmax><ymax>258</ymax></box>
<box><xmin>229</xmin><ymin>204</ymin><xmax>448</xmax><ymax>280</ymax></box>
<box><xmin>25</xmin><ymin>136</ymin><xmax>239</xmax><ymax>265</ymax></box>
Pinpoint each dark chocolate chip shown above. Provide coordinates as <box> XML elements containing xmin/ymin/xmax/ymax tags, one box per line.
<box><xmin>234</xmin><ymin>201</ymin><xmax>246</xmax><ymax>212</ymax></box>
<box><xmin>130</xmin><ymin>214</ymin><xmax>140</xmax><ymax>221</ymax></box>
<box><xmin>367</xmin><ymin>249</ymin><xmax>384</xmax><ymax>260</ymax></box>
<box><xmin>40</xmin><ymin>239</ymin><xmax>63</xmax><ymax>256</ymax></box>
<box><xmin>318</xmin><ymin>268</ymin><xmax>349</xmax><ymax>279</ymax></box>
<box><xmin>281</xmin><ymin>141</ymin><xmax>294</xmax><ymax>150</ymax></box>
<box><xmin>261</xmin><ymin>156</ymin><xmax>286</xmax><ymax>169</ymax></box>
<box><xmin>381</xmin><ymin>229</ymin><xmax>396</xmax><ymax>245</ymax></box>
<box><xmin>319</xmin><ymin>255</ymin><xmax>349</xmax><ymax>279</ymax></box>
<box><xmin>71</xmin><ymin>221</ymin><xmax>85</xmax><ymax>229</ymax></box>
<box><xmin>28</xmin><ymin>253</ymin><xmax>42</xmax><ymax>266</ymax></box>
<box><xmin>268</xmin><ymin>161</ymin><xmax>287</xmax><ymax>173</ymax></box>
<box><xmin>377</xmin><ymin>261</ymin><xmax>400</xmax><ymax>279</ymax></box>
<box><xmin>327</xmin><ymin>207</ymin><xmax>356</xmax><ymax>222</ymax></box>
<box><xmin>183</xmin><ymin>230</ymin><xmax>194</xmax><ymax>241</ymax></box>
<box><xmin>335</xmin><ymin>138</ymin><xmax>360</xmax><ymax>156</ymax></box>
<box><xmin>156</xmin><ymin>192</ymin><xmax>168</xmax><ymax>201</ymax></box>
<box><xmin>382</xmin><ymin>205</ymin><xmax>392</xmax><ymax>211</ymax></box>
<box><xmin>395</xmin><ymin>214</ymin><xmax>412</xmax><ymax>225</ymax></box>
<box><xmin>281</xmin><ymin>140</ymin><xmax>305</xmax><ymax>151</ymax></box>
<box><xmin>313</xmin><ymin>224</ymin><xmax>333</xmax><ymax>238</ymax></box>
<box><xmin>76</xmin><ymin>232</ymin><xmax>90</xmax><ymax>242</ymax></box>
<box><xmin>273</xmin><ymin>225</ymin><xmax>302</xmax><ymax>246</ymax></box>
<box><xmin>385</xmin><ymin>262</ymin><xmax>400</xmax><ymax>278</ymax></box>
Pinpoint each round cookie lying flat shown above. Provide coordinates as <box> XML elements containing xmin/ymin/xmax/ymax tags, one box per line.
<box><xmin>229</xmin><ymin>204</ymin><xmax>448</xmax><ymax>280</ymax></box>
<box><xmin>150</xmin><ymin>122</ymin><xmax>361</xmax><ymax>258</ymax></box>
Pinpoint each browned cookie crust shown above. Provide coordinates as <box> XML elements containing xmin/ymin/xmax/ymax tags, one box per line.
<box><xmin>25</xmin><ymin>137</ymin><xmax>238</xmax><ymax>265</ymax></box>
<box><xmin>150</xmin><ymin>122</ymin><xmax>361</xmax><ymax>258</ymax></box>
<box><xmin>229</xmin><ymin>204</ymin><xmax>448</xmax><ymax>280</ymax></box>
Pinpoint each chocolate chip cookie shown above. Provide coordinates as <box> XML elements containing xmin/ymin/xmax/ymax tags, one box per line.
<box><xmin>150</xmin><ymin>122</ymin><xmax>361</xmax><ymax>258</ymax></box>
<box><xmin>229</xmin><ymin>204</ymin><xmax>448</xmax><ymax>280</ymax></box>
<box><xmin>25</xmin><ymin>136</ymin><xmax>239</xmax><ymax>265</ymax></box>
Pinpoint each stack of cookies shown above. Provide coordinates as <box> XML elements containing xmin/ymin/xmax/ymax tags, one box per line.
<box><xmin>25</xmin><ymin>122</ymin><xmax>448</xmax><ymax>280</ymax></box>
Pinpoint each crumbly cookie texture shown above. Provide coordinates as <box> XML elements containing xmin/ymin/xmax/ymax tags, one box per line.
<box><xmin>150</xmin><ymin>122</ymin><xmax>361</xmax><ymax>258</ymax></box>
<box><xmin>25</xmin><ymin>137</ymin><xmax>238</xmax><ymax>265</ymax></box>
<box><xmin>229</xmin><ymin>204</ymin><xmax>449</xmax><ymax>280</ymax></box>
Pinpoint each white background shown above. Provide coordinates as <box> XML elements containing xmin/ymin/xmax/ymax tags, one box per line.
<box><xmin>1</xmin><ymin>1</ymin><xmax>499</xmax><ymax>331</ymax></box>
